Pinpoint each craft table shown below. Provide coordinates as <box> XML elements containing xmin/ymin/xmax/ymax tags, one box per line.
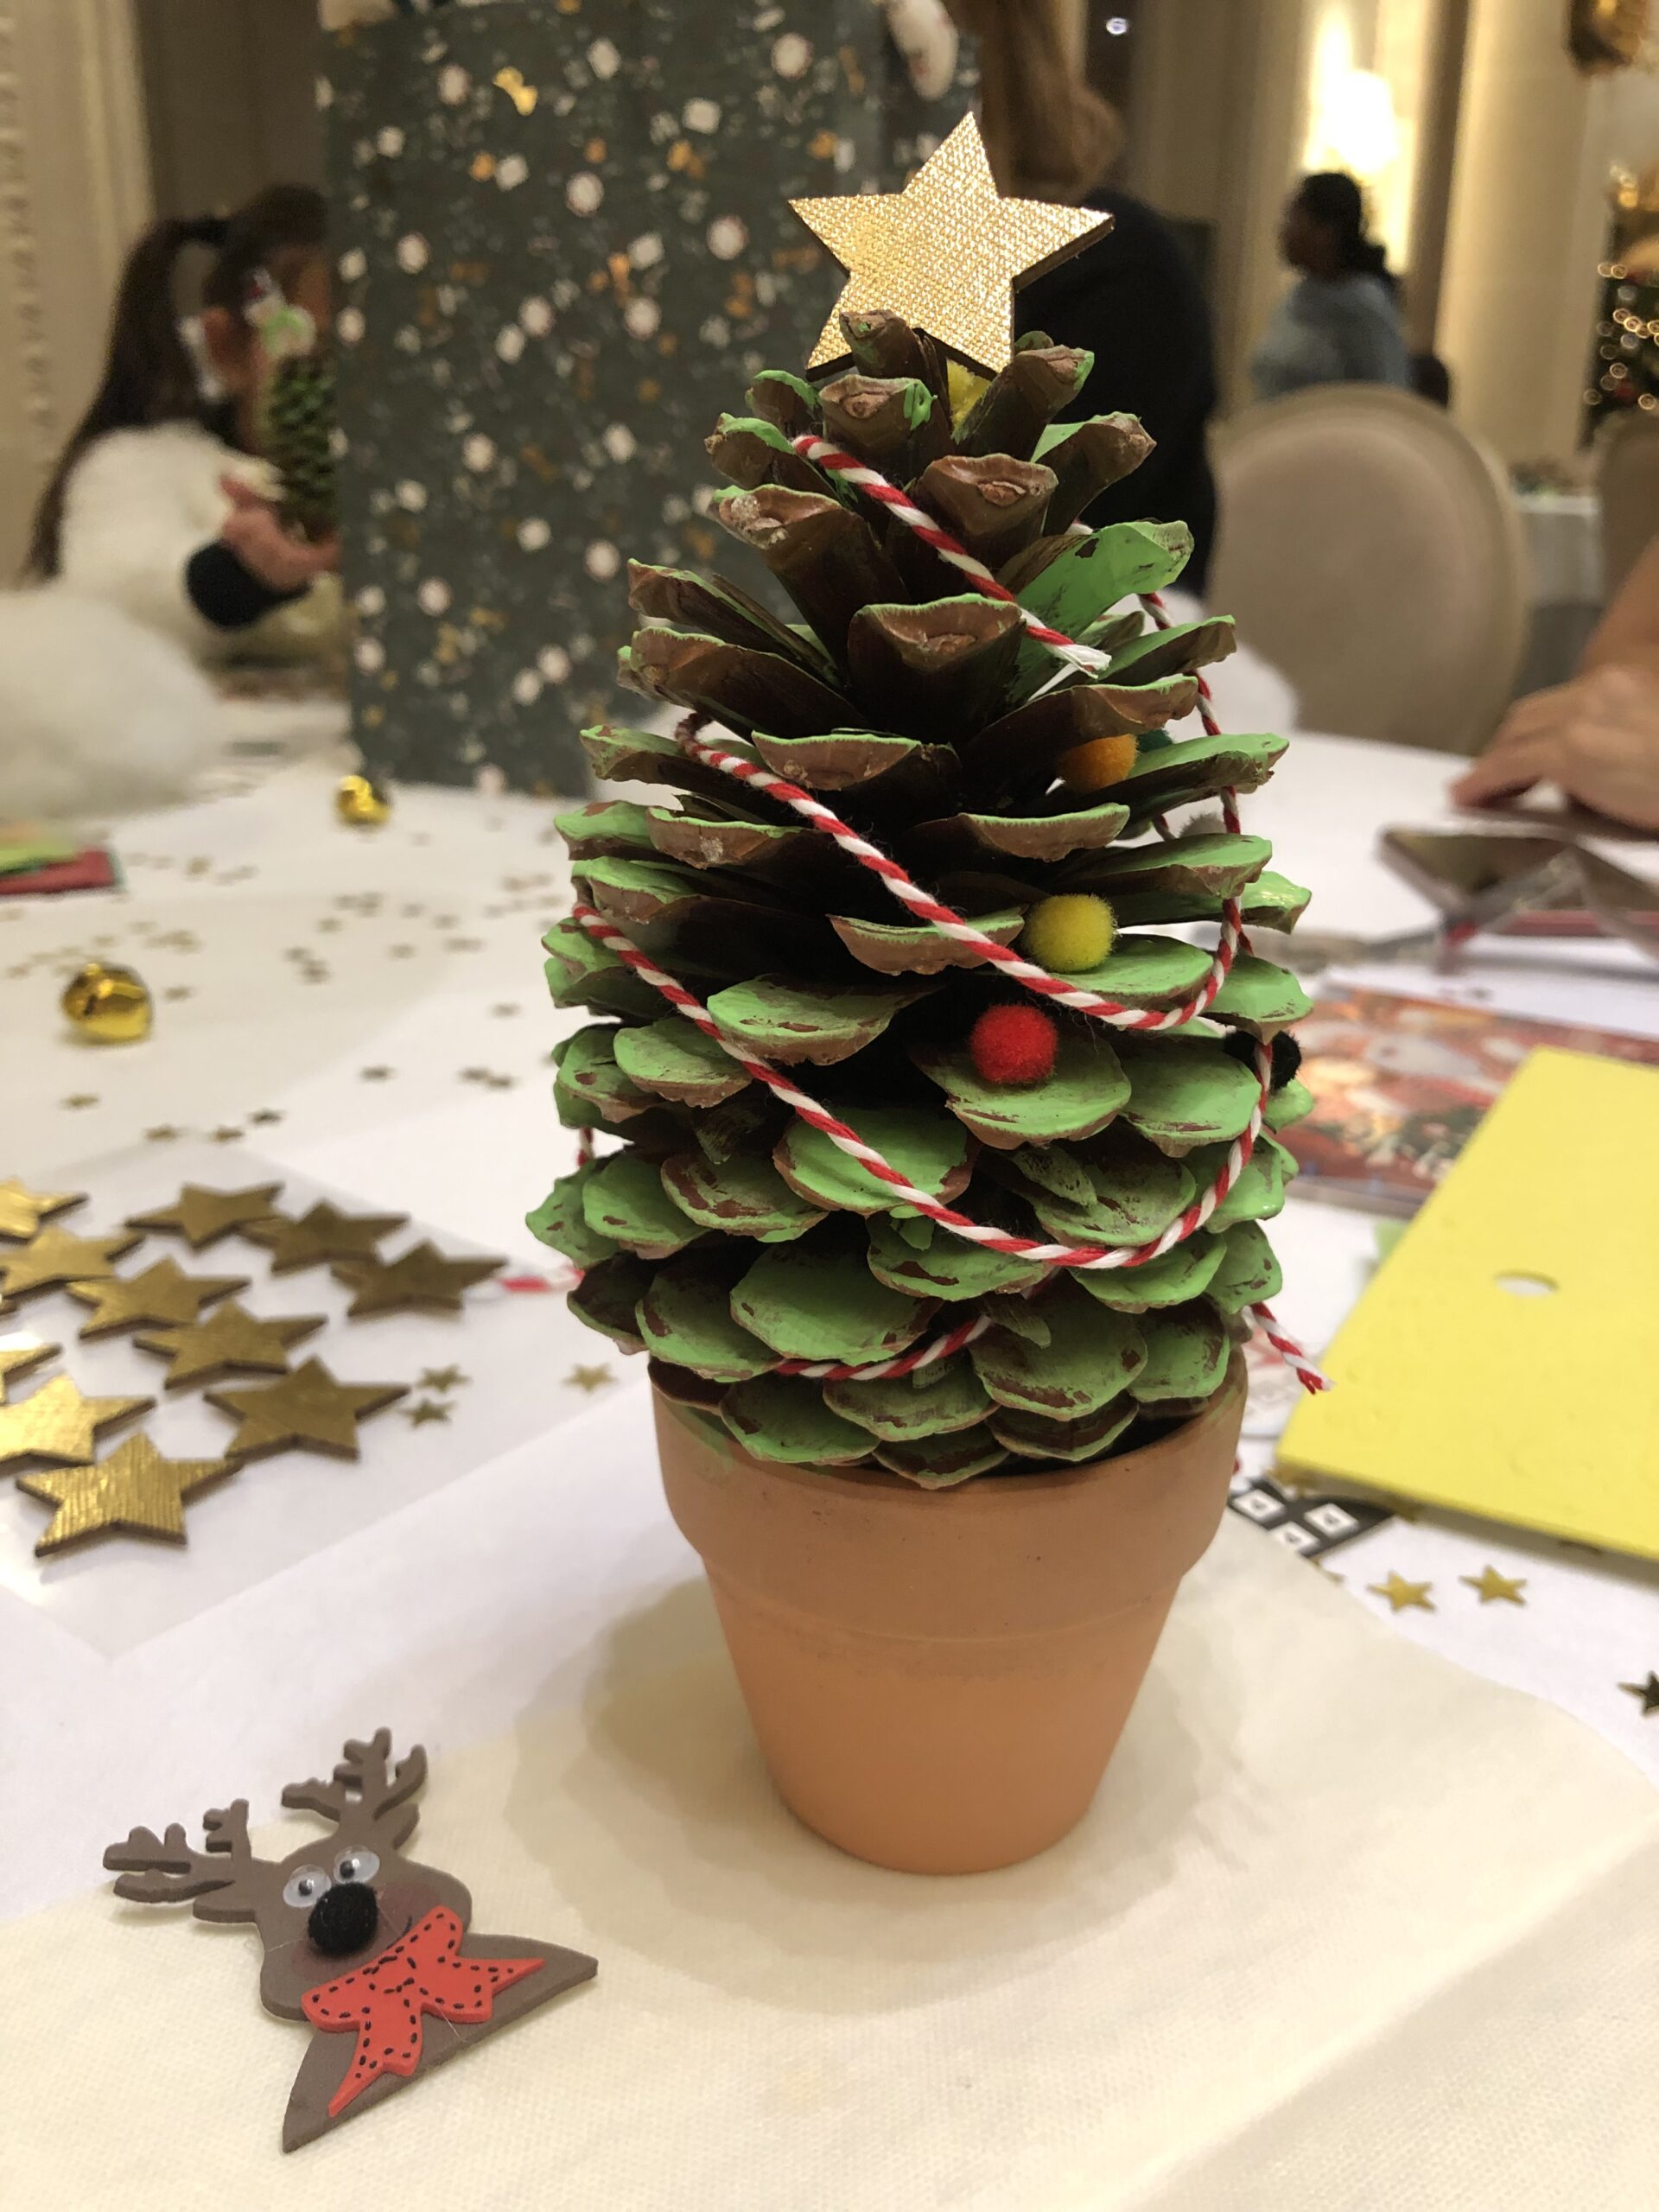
<box><xmin>3</xmin><ymin>728</ymin><xmax>1656</xmax><ymax>2206</ymax></box>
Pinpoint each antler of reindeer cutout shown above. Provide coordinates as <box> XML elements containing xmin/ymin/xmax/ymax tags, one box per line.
<box><xmin>105</xmin><ymin>1731</ymin><xmax>596</xmax><ymax>2152</ymax></box>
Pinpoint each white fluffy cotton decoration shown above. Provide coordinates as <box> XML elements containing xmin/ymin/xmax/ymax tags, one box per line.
<box><xmin>0</xmin><ymin>594</ymin><xmax>225</xmax><ymax>822</ymax></box>
<box><xmin>880</xmin><ymin>0</ymin><xmax>959</xmax><ymax>99</ymax></box>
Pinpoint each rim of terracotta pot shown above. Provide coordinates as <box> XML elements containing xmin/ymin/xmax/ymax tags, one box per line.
<box><xmin>655</xmin><ymin>1354</ymin><xmax>1246</xmax><ymax>1642</ymax></box>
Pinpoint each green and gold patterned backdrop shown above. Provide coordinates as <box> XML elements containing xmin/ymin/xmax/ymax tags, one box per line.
<box><xmin>323</xmin><ymin>0</ymin><xmax>976</xmax><ymax>792</ymax></box>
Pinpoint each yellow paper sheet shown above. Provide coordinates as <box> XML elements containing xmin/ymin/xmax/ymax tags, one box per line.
<box><xmin>1281</xmin><ymin>1047</ymin><xmax>1659</xmax><ymax>1561</ymax></box>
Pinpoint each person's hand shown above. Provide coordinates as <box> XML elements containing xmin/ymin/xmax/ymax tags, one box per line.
<box><xmin>1450</xmin><ymin>663</ymin><xmax>1659</xmax><ymax>832</ymax></box>
<box><xmin>218</xmin><ymin>475</ymin><xmax>340</xmax><ymax>593</ymax></box>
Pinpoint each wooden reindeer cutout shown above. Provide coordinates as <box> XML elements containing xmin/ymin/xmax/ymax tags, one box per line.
<box><xmin>105</xmin><ymin>1731</ymin><xmax>596</xmax><ymax>2151</ymax></box>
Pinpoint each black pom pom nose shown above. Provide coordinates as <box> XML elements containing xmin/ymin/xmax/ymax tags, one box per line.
<box><xmin>307</xmin><ymin>1880</ymin><xmax>380</xmax><ymax>1958</ymax></box>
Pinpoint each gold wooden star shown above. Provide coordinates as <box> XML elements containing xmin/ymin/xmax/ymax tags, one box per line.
<box><xmin>790</xmin><ymin>112</ymin><xmax>1109</xmax><ymax>374</ymax></box>
<box><xmin>0</xmin><ymin>1179</ymin><xmax>83</xmax><ymax>1241</ymax></box>
<box><xmin>0</xmin><ymin>1225</ymin><xmax>141</xmax><ymax>1300</ymax></box>
<box><xmin>330</xmin><ymin>1240</ymin><xmax>502</xmax><ymax>1318</ymax></box>
<box><xmin>135</xmin><ymin>1300</ymin><xmax>325</xmax><ymax>1390</ymax></box>
<box><xmin>206</xmin><ymin>1358</ymin><xmax>407</xmax><ymax>1461</ymax></box>
<box><xmin>0</xmin><ymin>1374</ymin><xmax>153</xmax><ymax>1471</ymax></box>
<box><xmin>245</xmin><ymin>1201</ymin><xmax>408</xmax><ymax>1274</ymax></box>
<box><xmin>566</xmin><ymin>1363</ymin><xmax>614</xmax><ymax>1394</ymax></box>
<box><xmin>403</xmin><ymin>1399</ymin><xmax>452</xmax><ymax>1427</ymax></box>
<box><xmin>20</xmin><ymin>1433</ymin><xmax>231</xmax><ymax>1554</ymax></box>
<box><xmin>1369</xmin><ymin>1572</ymin><xmax>1435</xmax><ymax>1613</ymax></box>
<box><xmin>1460</xmin><ymin>1566</ymin><xmax>1527</xmax><ymax>1605</ymax></box>
<box><xmin>0</xmin><ymin>1340</ymin><xmax>59</xmax><ymax>1398</ymax></box>
<box><xmin>418</xmin><ymin>1365</ymin><xmax>469</xmax><ymax>1393</ymax></box>
<box><xmin>67</xmin><ymin>1258</ymin><xmax>248</xmax><ymax>1339</ymax></box>
<box><xmin>126</xmin><ymin>1183</ymin><xmax>283</xmax><ymax>1250</ymax></box>
<box><xmin>1618</xmin><ymin>1671</ymin><xmax>1659</xmax><ymax>1717</ymax></box>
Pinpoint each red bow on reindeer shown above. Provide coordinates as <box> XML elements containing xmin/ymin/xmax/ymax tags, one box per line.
<box><xmin>302</xmin><ymin>1905</ymin><xmax>544</xmax><ymax>2118</ymax></box>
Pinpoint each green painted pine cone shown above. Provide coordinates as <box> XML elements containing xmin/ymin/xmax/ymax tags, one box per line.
<box><xmin>264</xmin><ymin>352</ymin><xmax>339</xmax><ymax>538</ymax></box>
<box><xmin>534</xmin><ymin>313</ymin><xmax>1313</xmax><ymax>1485</ymax></box>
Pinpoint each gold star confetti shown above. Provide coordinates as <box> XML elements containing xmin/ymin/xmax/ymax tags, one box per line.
<box><xmin>0</xmin><ymin>1179</ymin><xmax>83</xmax><ymax>1241</ymax></box>
<box><xmin>0</xmin><ymin>1225</ymin><xmax>141</xmax><ymax>1300</ymax></box>
<box><xmin>135</xmin><ymin>1301</ymin><xmax>325</xmax><ymax>1390</ymax></box>
<box><xmin>359</xmin><ymin>1066</ymin><xmax>395</xmax><ymax>1082</ymax></box>
<box><xmin>20</xmin><ymin>1434</ymin><xmax>231</xmax><ymax>1554</ymax></box>
<box><xmin>0</xmin><ymin>1340</ymin><xmax>59</xmax><ymax>1398</ymax></box>
<box><xmin>67</xmin><ymin>1258</ymin><xmax>248</xmax><ymax>1339</ymax></box>
<box><xmin>331</xmin><ymin>1240</ymin><xmax>503</xmax><ymax>1318</ymax></box>
<box><xmin>249</xmin><ymin>1109</ymin><xmax>283</xmax><ymax>1126</ymax></box>
<box><xmin>144</xmin><ymin>1126</ymin><xmax>181</xmax><ymax>1143</ymax></box>
<box><xmin>210</xmin><ymin>1126</ymin><xmax>245</xmax><ymax>1144</ymax></box>
<box><xmin>125</xmin><ymin>1182</ymin><xmax>283</xmax><ymax>1250</ymax></box>
<box><xmin>206</xmin><ymin>1358</ymin><xmax>407</xmax><ymax>1461</ymax></box>
<box><xmin>1618</xmin><ymin>1671</ymin><xmax>1659</xmax><ymax>1717</ymax></box>
<box><xmin>791</xmin><ymin>113</ymin><xmax>1108</xmax><ymax>374</ymax></box>
<box><xmin>566</xmin><ymin>1363</ymin><xmax>614</xmax><ymax>1394</ymax></box>
<box><xmin>245</xmin><ymin>1201</ymin><xmax>408</xmax><ymax>1274</ymax></box>
<box><xmin>1460</xmin><ymin>1566</ymin><xmax>1528</xmax><ymax>1605</ymax></box>
<box><xmin>1368</xmin><ymin>1572</ymin><xmax>1434</xmax><ymax>1613</ymax></box>
<box><xmin>63</xmin><ymin>1094</ymin><xmax>99</xmax><ymax>1110</ymax></box>
<box><xmin>404</xmin><ymin>1399</ymin><xmax>452</xmax><ymax>1427</ymax></box>
<box><xmin>0</xmin><ymin>1374</ymin><xmax>153</xmax><ymax>1472</ymax></box>
<box><xmin>494</xmin><ymin>63</ymin><xmax>538</xmax><ymax>114</ymax></box>
<box><xmin>418</xmin><ymin>1365</ymin><xmax>469</xmax><ymax>1393</ymax></box>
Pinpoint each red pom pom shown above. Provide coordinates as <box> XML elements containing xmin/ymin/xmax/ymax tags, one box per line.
<box><xmin>969</xmin><ymin>1003</ymin><xmax>1059</xmax><ymax>1087</ymax></box>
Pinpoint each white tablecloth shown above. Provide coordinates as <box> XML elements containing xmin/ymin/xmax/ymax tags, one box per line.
<box><xmin>3</xmin><ymin>731</ymin><xmax>1657</xmax><ymax>2202</ymax></box>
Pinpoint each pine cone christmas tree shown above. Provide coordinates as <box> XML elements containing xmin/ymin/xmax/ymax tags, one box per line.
<box><xmin>264</xmin><ymin>350</ymin><xmax>339</xmax><ymax>540</ymax></box>
<box><xmin>532</xmin><ymin>309</ymin><xmax>1315</xmax><ymax>1485</ymax></box>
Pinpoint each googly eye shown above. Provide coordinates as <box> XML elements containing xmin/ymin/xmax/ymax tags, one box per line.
<box><xmin>282</xmin><ymin>1866</ymin><xmax>333</xmax><ymax>1910</ymax></box>
<box><xmin>332</xmin><ymin>1847</ymin><xmax>380</xmax><ymax>1886</ymax></box>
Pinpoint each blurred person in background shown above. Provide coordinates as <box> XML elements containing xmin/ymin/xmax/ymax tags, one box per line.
<box><xmin>0</xmin><ymin>188</ymin><xmax>340</xmax><ymax>820</ymax></box>
<box><xmin>1452</xmin><ymin>536</ymin><xmax>1659</xmax><ymax>831</ymax></box>
<box><xmin>25</xmin><ymin>185</ymin><xmax>340</xmax><ymax>652</ymax></box>
<box><xmin>1250</xmin><ymin>171</ymin><xmax>1411</xmax><ymax>402</ymax></box>
<box><xmin>1014</xmin><ymin>83</ymin><xmax>1221</xmax><ymax>592</ymax></box>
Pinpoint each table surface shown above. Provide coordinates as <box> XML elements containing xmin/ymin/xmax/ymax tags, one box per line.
<box><xmin>3</xmin><ymin>728</ymin><xmax>1657</xmax><ymax>1930</ymax></box>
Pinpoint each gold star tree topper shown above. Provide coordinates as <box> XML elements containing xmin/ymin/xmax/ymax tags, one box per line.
<box><xmin>791</xmin><ymin>113</ymin><xmax>1109</xmax><ymax>375</ymax></box>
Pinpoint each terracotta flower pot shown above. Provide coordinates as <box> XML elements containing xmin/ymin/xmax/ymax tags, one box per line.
<box><xmin>654</xmin><ymin>1357</ymin><xmax>1245</xmax><ymax>1875</ymax></box>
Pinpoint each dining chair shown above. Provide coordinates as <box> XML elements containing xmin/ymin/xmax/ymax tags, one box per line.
<box><xmin>1596</xmin><ymin>410</ymin><xmax>1659</xmax><ymax>603</ymax></box>
<box><xmin>1208</xmin><ymin>386</ymin><xmax>1528</xmax><ymax>755</ymax></box>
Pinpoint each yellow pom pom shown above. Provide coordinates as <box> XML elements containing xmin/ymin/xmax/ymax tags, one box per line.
<box><xmin>948</xmin><ymin>360</ymin><xmax>990</xmax><ymax>426</ymax></box>
<box><xmin>1021</xmin><ymin>894</ymin><xmax>1116</xmax><ymax>974</ymax></box>
<box><xmin>1057</xmin><ymin>733</ymin><xmax>1139</xmax><ymax>794</ymax></box>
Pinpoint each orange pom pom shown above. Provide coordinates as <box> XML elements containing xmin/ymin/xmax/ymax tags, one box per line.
<box><xmin>1056</xmin><ymin>732</ymin><xmax>1139</xmax><ymax>795</ymax></box>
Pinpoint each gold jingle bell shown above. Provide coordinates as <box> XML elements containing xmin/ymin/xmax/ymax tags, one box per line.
<box><xmin>61</xmin><ymin>961</ymin><xmax>152</xmax><ymax>1045</ymax></box>
<box><xmin>336</xmin><ymin>773</ymin><xmax>391</xmax><ymax>828</ymax></box>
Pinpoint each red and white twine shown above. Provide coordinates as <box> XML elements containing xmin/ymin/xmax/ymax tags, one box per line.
<box><xmin>572</xmin><ymin>438</ymin><xmax>1326</xmax><ymax>1394</ymax></box>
